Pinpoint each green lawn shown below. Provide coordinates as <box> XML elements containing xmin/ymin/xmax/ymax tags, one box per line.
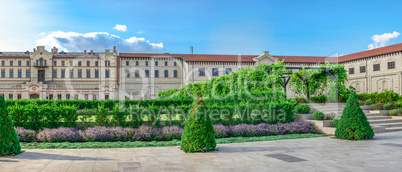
<box><xmin>20</xmin><ymin>134</ymin><xmax>327</xmax><ymax>149</ymax></box>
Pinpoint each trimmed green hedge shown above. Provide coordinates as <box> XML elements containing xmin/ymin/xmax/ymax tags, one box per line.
<box><xmin>357</xmin><ymin>90</ymin><xmax>399</xmax><ymax>103</ymax></box>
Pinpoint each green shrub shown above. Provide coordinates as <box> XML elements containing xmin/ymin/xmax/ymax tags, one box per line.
<box><xmin>111</xmin><ymin>103</ymin><xmax>129</xmax><ymax>127</ymax></box>
<box><xmin>332</xmin><ymin>118</ymin><xmax>340</xmax><ymax>128</ymax></box>
<box><xmin>79</xmin><ymin>108</ymin><xmax>93</xmax><ymax>129</ymax></box>
<box><xmin>295</xmin><ymin>103</ymin><xmax>310</xmax><ymax>114</ymax></box>
<box><xmin>145</xmin><ymin>105</ymin><xmax>162</xmax><ymax>127</ymax></box>
<box><xmin>310</xmin><ymin>95</ymin><xmax>327</xmax><ymax>103</ymax></box>
<box><xmin>384</xmin><ymin>102</ymin><xmax>395</xmax><ymax>110</ymax></box>
<box><xmin>8</xmin><ymin>104</ymin><xmax>26</xmax><ymax>128</ymax></box>
<box><xmin>313</xmin><ymin>111</ymin><xmax>325</xmax><ymax>120</ymax></box>
<box><xmin>358</xmin><ymin>90</ymin><xmax>399</xmax><ymax>103</ymax></box>
<box><xmin>396</xmin><ymin>102</ymin><xmax>402</xmax><ymax>109</ymax></box>
<box><xmin>396</xmin><ymin>109</ymin><xmax>402</xmax><ymax>116</ymax></box>
<box><xmin>94</xmin><ymin>103</ymin><xmax>111</xmax><ymax>126</ymax></box>
<box><xmin>41</xmin><ymin>105</ymin><xmax>62</xmax><ymax>128</ymax></box>
<box><xmin>365</xmin><ymin>99</ymin><xmax>373</xmax><ymax>105</ymax></box>
<box><xmin>358</xmin><ymin>100</ymin><xmax>365</xmax><ymax>105</ymax></box>
<box><xmin>372</xmin><ymin>103</ymin><xmax>384</xmax><ymax>110</ymax></box>
<box><xmin>24</xmin><ymin>104</ymin><xmax>43</xmax><ymax>130</ymax></box>
<box><xmin>389</xmin><ymin>110</ymin><xmax>396</xmax><ymax>116</ymax></box>
<box><xmin>61</xmin><ymin>105</ymin><xmax>78</xmax><ymax>128</ymax></box>
<box><xmin>295</xmin><ymin>97</ymin><xmax>307</xmax><ymax>104</ymax></box>
<box><xmin>181</xmin><ymin>97</ymin><xmax>216</xmax><ymax>152</ymax></box>
<box><xmin>0</xmin><ymin>95</ymin><xmax>21</xmax><ymax>156</ymax></box>
<box><xmin>129</xmin><ymin>105</ymin><xmax>144</xmax><ymax>128</ymax></box>
<box><xmin>335</xmin><ymin>92</ymin><xmax>374</xmax><ymax>140</ymax></box>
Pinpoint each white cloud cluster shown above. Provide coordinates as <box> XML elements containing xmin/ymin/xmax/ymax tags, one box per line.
<box><xmin>36</xmin><ymin>31</ymin><xmax>163</xmax><ymax>52</ymax></box>
<box><xmin>368</xmin><ymin>31</ymin><xmax>400</xmax><ymax>49</ymax></box>
<box><xmin>113</xmin><ymin>24</ymin><xmax>127</xmax><ymax>32</ymax></box>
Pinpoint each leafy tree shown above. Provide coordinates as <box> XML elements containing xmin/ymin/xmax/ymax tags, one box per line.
<box><xmin>335</xmin><ymin>91</ymin><xmax>374</xmax><ymax>140</ymax></box>
<box><xmin>95</xmin><ymin>103</ymin><xmax>110</xmax><ymax>126</ymax></box>
<box><xmin>111</xmin><ymin>103</ymin><xmax>129</xmax><ymax>127</ymax></box>
<box><xmin>0</xmin><ymin>95</ymin><xmax>21</xmax><ymax>156</ymax></box>
<box><xmin>181</xmin><ymin>97</ymin><xmax>216</xmax><ymax>152</ymax></box>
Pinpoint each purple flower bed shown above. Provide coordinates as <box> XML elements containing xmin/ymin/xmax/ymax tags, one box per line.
<box><xmin>15</xmin><ymin>122</ymin><xmax>316</xmax><ymax>143</ymax></box>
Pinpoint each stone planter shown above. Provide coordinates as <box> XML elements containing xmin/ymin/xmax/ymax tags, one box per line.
<box><xmin>360</xmin><ymin>105</ymin><xmax>373</xmax><ymax>110</ymax></box>
<box><xmin>369</xmin><ymin>110</ymin><xmax>391</xmax><ymax>116</ymax></box>
<box><xmin>307</xmin><ymin>120</ymin><xmax>336</xmax><ymax>135</ymax></box>
<box><xmin>308</xmin><ymin>120</ymin><xmax>333</xmax><ymax>127</ymax></box>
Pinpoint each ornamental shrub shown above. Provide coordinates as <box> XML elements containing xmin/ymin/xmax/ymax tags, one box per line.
<box><xmin>181</xmin><ymin>97</ymin><xmax>216</xmax><ymax>152</ymax></box>
<box><xmin>384</xmin><ymin>102</ymin><xmax>395</xmax><ymax>110</ymax></box>
<box><xmin>389</xmin><ymin>110</ymin><xmax>396</xmax><ymax>116</ymax></box>
<box><xmin>365</xmin><ymin>99</ymin><xmax>373</xmax><ymax>105</ymax></box>
<box><xmin>8</xmin><ymin>104</ymin><xmax>26</xmax><ymax>128</ymax></box>
<box><xmin>332</xmin><ymin>118</ymin><xmax>340</xmax><ymax>128</ymax></box>
<box><xmin>396</xmin><ymin>102</ymin><xmax>402</xmax><ymax>109</ymax></box>
<box><xmin>313</xmin><ymin>111</ymin><xmax>325</xmax><ymax>120</ymax></box>
<box><xmin>295</xmin><ymin>103</ymin><xmax>310</xmax><ymax>114</ymax></box>
<box><xmin>335</xmin><ymin>92</ymin><xmax>374</xmax><ymax>140</ymax></box>
<box><xmin>15</xmin><ymin>127</ymin><xmax>36</xmax><ymax>142</ymax></box>
<box><xmin>372</xmin><ymin>103</ymin><xmax>384</xmax><ymax>110</ymax></box>
<box><xmin>24</xmin><ymin>104</ymin><xmax>44</xmax><ymax>130</ymax></box>
<box><xmin>0</xmin><ymin>95</ymin><xmax>21</xmax><ymax>156</ymax></box>
<box><xmin>111</xmin><ymin>103</ymin><xmax>129</xmax><ymax>127</ymax></box>
<box><xmin>41</xmin><ymin>105</ymin><xmax>62</xmax><ymax>128</ymax></box>
<box><xmin>95</xmin><ymin>103</ymin><xmax>111</xmax><ymax>126</ymax></box>
<box><xmin>79</xmin><ymin>108</ymin><xmax>94</xmax><ymax>130</ymax></box>
<box><xmin>61</xmin><ymin>105</ymin><xmax>78</xmax><ymax>128</ymax></box>
<box><xmin>310</xmin><ymin>95</ymin><xmax>327</xmax><ymax>103</ymax></box>
<box><xmin>128</xmin><ymin>105</ymin><xmax>144</xmax><ymax>128</ymax></box>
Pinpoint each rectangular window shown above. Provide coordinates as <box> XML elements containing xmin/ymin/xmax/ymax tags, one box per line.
<box><xmin>70</xmin><ymin>70</ymin><xmax>74</xmax><ymax>78</ymax></box>
<box><xmin>136</xmin><ymin>61</ymin><xmax>139</xmax><ymax>66</ymax></box>
<box><xmin>18</xmin><ymin>94</ymin><xmax>21</xmax><ymax>100</ymax></box>
<box><xmin>61</xmin><ymin>61</ymin><xmax>65</xmax><ymax>66</ymax></box>
<box><xmin>27</xmin><ymin>61</ymin><xmax>30</xmax><ymax>66</ymax></box>
<box><xmin>18</xmin><ymin>61</ymin><xmax>21</xmax><ymax>66</ymax></box>
<box><xmin>225</xmin><ymin>68</ymin><xmax>232</xmax><ymax>74</ymax></box>
<box><xmin>95</xmin><ymin>61</ymin><xmax>99</xmax><ymax>66</ymax></box>
<box><xmin>135</xmin><ymin>70</ymin><xmax>139</xmax><ymax>78</ymax></box>
<box><xmin>212</xmin><ymin>68</ymin><xmax>219</xmax><ymax>76</ymax></box>
<box><xmin>126</xmin><ymin>61</ymin><xmax>129</xmax><ymax>66</ymax></box>
<box><xmin>95</xmin><ymin>70</ymin><xmax>99</xmax><ymax>78</ymax></box>
<box><xmin>145</xmin><ymin>70</ymin><xmax>149</xmax><ymax>77</ymax></box>
<box><xmin>388</xmin><ymin>61</ymin><xmax>395</xmax><ymax>69</ymax></box>
<box><xmin>105</xmin><ymin>70</ymin><xmax>110</xmax><ymax>78</ymax></box>
<box><xmin>74</xmin><ymin>95</ymin><xmax>78</xmax><ymax>99</ymax></box>
<box><xmin>164</xmin><ymin>70</ymin><xmax>168</xmax><ymax>77</ymax></box>
<box><xmin>18</xmin><ymin>70</ymin><xmax>22</xmax><ymax>78</ymax></box>
<box><xmin>349</xmin><ymin>68</ymin><xmax>354</xmax><ymax>75</ymax></box>
<box><xmin>8</xmin><ymin>94</ymin><xmax>12</xmax><ymax>100</ymax></box>
<box><xmin>10</xmin><ymin>61</ymin><xmax>13</xmax><ymax>66</ymax></box>
<box><xmin>373</xmin><ymin>64</ymin><xmax>380</xmax><ymax>71</ymax></box>
<box><xmin>26</xmin><ymin>70</ymin><xmax>30</xmax><ymax>78</ymax></box>
<box><xmin>70</xmin><ymin>61</ymin><xmax>73</xmax><ymax>66</ymax></box>
<box><xmin>155</xmin><ymin>61</ymin><xmax>158</xmax><ymax>66</ymax></box>
<box><xmin>105</xmin><ymin>61</ymin><xmax>108</xmax><ymax>66</ymax></box>
<box><xmin>58</xmin><ymin>94</ymin><xmax>62</xmax><ymax>100</ymax></box>
<box><xmin>84</xmin><ymin>94</ymin><xmax>88</xmax><ymax>100</ymax></box>
<box><xmin>49</xmin><ymin>94</ymin><xmax>53</xmax><ymax>100</ymax></box>
<box><xmin>174</xmin><ymin>62</ymin><xmax>177</xmax><ymax>66</ymax></box>
<box><xmin>53</xmin><ymin>69</ymin><xmax>57</xmax><ymax>78</ymax></box>
<box><xmin>66</xmin><ymin>94</ymin><xmax>70</xmax><ymax>100</ymax></box>
<box><xmin>2</xmin><ymin>61</ymin><xmax>4</xmax><ymax>66</ymax></box>
<box><xmin>165</xmin><ymin>61</ymin><xmax>168</xmax><ymax>66</ymax></box>
<box><xmin>78</xmin><ymin>70</ymin><xmax>82</xmax><ymax>78</ymax></box>
<box><xmin>105</xmin><ymin>95</ymin><xmax>109</xmax><ymax>100</ymax></box>
<box><xmin>126</xmin><ymin>70</ymin><xmax>130</xmax><ymax>77</ymax></box>
<box><xmin>61</xmin><ymin>70</ymin><xmax>65</xmax><ymax>78</ymax></box>
<box><xmin>93</xmin><ymin>95</ymin><xmax>97</xmax><ymax>100</ymax></box>
<box><xmin>199</xmin><ymin>68</ymin><xmax>205</xmax><ymax>76</ymax></box>
<box><xmin>9</xmin><ymin>70</ymin><xmax>13</xmax><ymax>78</ymax></box>
<box><xmin>145</xmin><ymin>61</ymin><xmax>149</xmax><ymax>66</ymax></box>
<box><xmin>54</xmin><ymin>61</ymin><xmax>57</xmax><ymax>66</ymax></box>
<box><xmin>174</xmin><ymin>70</ymin><xmax>178</xmax><ymax>78</ymax></box>
<box><xmin>360</xmin><ymin>66</ymin><xmax>366</xmax><ymax>73</ymax></box>
<box><xmin>1</xmin><ymin>70</ymin><xmax>5</xmax><ymax>78</ymax></box>
<box><xmin>78</xmin><ymin>61</ymin><xmax>82</xmax><ymax>66</ymax></box>
<box><xmin>87</xmin><ymin>61</ymin><xmax>90</xmax><ymax>66</ymax></box>
<box><xmin>86</xmin><ymin>70</ymin><xmax>90</xmax><ymax>78</ymax></box>
<box><xmin>155</xmin><ymin>70</ymin><xmax>159</xmax><ymax>77</ymax></box>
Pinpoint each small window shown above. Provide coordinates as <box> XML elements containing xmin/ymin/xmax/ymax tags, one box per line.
<box><xmin>87</xmin><ymin>61</ymin><xmax>90</xmax><ymax>66</ymax></box>
<box><xmin>105</xmin><ymin>95</ymin><xmax>109</xmax><ymax>100</ymax></box>
<box><xmin>8</xmin><ymin>94</ymin><xmax>13</xmax><ymax>100</ymax></box>
<box><xmin>70</xmin><ymin>70</ymin><xmax>74</xmax><ymax>78</ymax></box>
<box><xmin>155</xmin><ymin>70</ymin><xmax>159</xmax><ymax>77</ymax></box>
<box><xmin>93</xmin><ymin>95</ymin><xmax>97</xmax><ymax>100</ymax></box>
<box><xmin>84</xmin><ymin>94</ymin><xmax>88</xmax><ymax>100</ymax></box>
<box><xmin>165</xmin><ymin>61</ymin><xmax>168</xmax><ymax>66</ymax></box>
<box><xmin>174</xmin><ymin>70</ymin><xmax>178</xmax><ymax>78</ymax></box>
<box><xmin>95</xmin><ymin>70</ymin><xmax>99</xmax><ymax>78</ymax></box>
<box><xmin>135</xmin><ymin>70</ymin><xmax>139</xmax><ymax>78</ymax></box>
<box><xmin>1</xmin><ymin>70</ymin><xmax>5</xmax><ymax>78</ymax></box>
<box><xmin>136</xmin><ymin>61</ymin><xmax>139</xmax><ymax>66</ymax></box>
<box><xmin>199</xmin><ymin>68</ymin><xmax>205</xmax><ymax>76</ymax></box>
<box><xmin>126</xmin><ymin>61</ymin><xmax>129</xmax><ymax>66</ymax></box>
<box><xmin>18</xmin><ymin>70</ymin><xmax>22</xmax><ymax>78</ymax></box>
<box><xmin>145</xmin><ymin>61</ymin><xmax>149</xmax><ymax>66</ymax></box>
<box><xmin>61</xmin><ymin>70</ymin><xmax>65</xmax><ymax>78</ymax></box>
<box><xmin>49</xmin><ymin>94</ymin><xmax>53</xmax><ymax>100</ymax></box>
<box><xmin>212</xmin><ymin>68</ymin><xmax>219</xmax><ymax>76</ymax></box>
<box><xmin>86</xmin><ymin>70</ymin><xmax>90</xmax><ymax>78</ymax></box>
<box><xmin>174</xmin><ymin>62</ymin><xmax>177</xmax><ymax>66</ymax></box>
<box><xmin>78</xmin><ymin>70</ymin><xmax>82</xmax><ymax>78</ymax></box>
<box><xmin>66</xmin><ymin>94</ymin><xmax>70</xmax><ymax>100</ymax></box>
<box><xmin>18</xmin><ymin>94</ymin><xmax>22</xmax><ymax>100</ymax></box>
<box><xmin>18</xmin><ymin>61</ymin><xmax>21</xmax><ymax>66</ymax></box>
<box><xmin>61</xmin><ymin>61</ymin><xmax>65</xmax><ymax>66</ymax></box>
<box><xmin>388</xmin><ymin>61</ymin><xmax>395</xmax><ymax>69</ymax></box>
<box><xmin>145</xmin><ymin>70</ymin><xmax>149</xmax><ymax>77</ymax></box>
<box><xmin>26</xmin><ymin>61</ymin><xmax>30</xmax><ymax>66</ymax></box>
<box><xmin>54</xmin><ymin>61</ymin><xmax>57</xmax><ymax>66</ymax></box>
<box><xmin>26</xmin><ymin>70</ymin><xmax>30</xmax><ymax>78</ymax></box>
<box><xmin>74</xmin><ymin>95</ymin><xmax>78</xmax><ymax>99</ymax></box>
<box><xmin>58</xmin><ymin>94</ymin><xmax>62</xmax><ymax>100</ymax></box>
<box><xmin>360</xmin><ymin>66</ymin><xmax>366</xmax><ymax>73</ymax></box>
<box><xmin>155</xmin><ymin>61</ymin><xmax>158</xmax><ymax>66</ymax></box>
<box><xmin>10</xmin><ymin>61</ymin><xmax>13</xmax><ymax>66</ymax></box>
<box><xmin>78</xmin><ymin>61</ymin><xmax>82</xmax><ymax>66</ymax></box>
<box><xmin>53</xmin><ymin>69</ymin><xmax>57</xmax><ymax>78</ymax></box>
<box><xmin>9</xmin><ymin>70</ymin><xmax>13</xmax><ymax>78</ymax></box>
<box><xmin>70</xmin><ymin>61</ymin><xmax>73</xmax><ymax>66</ymax></box>
<box><xmin>1</xmin><ymin>61</ymin><xmax>4</xmax><ymax>66</ymax></box>
<box><xmin>373</xmin><ymin>64</ymin><xmax>380</xmax><ymax>71</ymax></box>
<box><xmin>95</xmin><ymin>61</ymin><xmax>99</xmax><ymax>66</ymax></box>
<box><xmin>105</xmin><ymin>70</ymin><xmax>110</xmax><ymax>78</ymax></box>
<box><xmin>126</xmin><ymin>70</ymin><xmax>130</xmax><ymax>78</ymax></box>
<box><xmin>225</xmin><ymin>68</ymin><xmax>232</xmax><ymax>74</ymax></box>
<box><xmin>349</xmin><ymin>68</ymin><xmax>354</xmax><ymax>75</ymax></box>
<box><xmin>164</xmin><ymin>70</ymin><xmax>168</xmax><ymax>77</ymax></box>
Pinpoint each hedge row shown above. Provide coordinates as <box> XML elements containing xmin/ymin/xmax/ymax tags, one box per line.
<box><xmin>357</xmin><ymin>90</ymin><xmax>399</xmax><ymax>103</ymax></box>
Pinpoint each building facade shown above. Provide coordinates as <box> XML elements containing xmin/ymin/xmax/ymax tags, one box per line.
<box><xmin>1</xmin><ymin>44</ymin><xmax>401</xmax><ymax>100</ymax></box>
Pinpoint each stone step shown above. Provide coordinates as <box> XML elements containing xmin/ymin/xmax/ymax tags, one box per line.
<box><xmin>384</xmin><ymin>127</ymin><xmax>402</xmax><ymax>132</ymax></box>
<box><xmin>367</xmin><ymin>116</ymin><xmax>392</xmax><ymax>120</ymax></box>
<box><xmin>365</xmin><ymin>113</ymin><xmax>385</xmax><ymax>116</ymax></box>
<box><xmin>371</xmin><ymin>122</ymin><xmax>402</xmax><ymax>128</ymax></box>
<box><xmin>368</xmin><ymin>119</ymin><xmax>402</xmax><ymax>124</ymax></box>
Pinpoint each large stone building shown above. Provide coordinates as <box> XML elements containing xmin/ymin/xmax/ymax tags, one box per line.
<box><xmin>1</xmin><ymin>44</ymin><xmax>401</xmax><ymax>100</ymax></box>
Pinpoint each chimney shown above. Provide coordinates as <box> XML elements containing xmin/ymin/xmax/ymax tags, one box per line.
<box><xmin>54</xmin><ymin>46</ymin><xmax>58</xmax><ymax>53</ymax></box>
<box><xmin>90</xmin><ymin>50</ymin><xmax>93</xmax><ymax>57</ymax></box>
<box><xmin>113</xmin><ymin>46</ymin><xmax>117</xmax><ymax>53</ymax></box>
<box><xmin>33</xmin><ymin>48</ymin><xmax>36</xmax><ymax>52</ymax></box>
<box><xmin>84</xmin><ymin>50</ymin><xmax>87</xmax><ymax>57</ymax></box>
<box><xmin>190</xmin><ymin>46</ymin><xmax>193</xmax><ymax>54</ymax></box>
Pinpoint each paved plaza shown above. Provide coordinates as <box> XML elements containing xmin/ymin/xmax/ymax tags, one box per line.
<box><xmin>1</xmin><ymin>131</ymin><xmax>402</xmax><ymax>172</ymax></box>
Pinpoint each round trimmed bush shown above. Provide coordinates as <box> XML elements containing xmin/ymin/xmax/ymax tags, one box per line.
<box><xmin>313</xmin><ymin>111</ymin><xmax>325</xmax><ymax>120</ymax></box>
<box><xmin>365</xmin><ymin>99</ymin><xmax>373</xmax><ymax>105</ymax></box>
<box><xmin>335</xmin><ymin>92</ymin><xmax>374</xmax><ymax>140</ymax></box>
<box><xmin>181</xmin><ymin>97</ymin><xmax>216</xmax><ymax>152</ymax></box>
<box><xmin>0</xmin><ymin>95</ymin><xmax>21</xmax><ymax>156</ymax></box>
<box><xmin>295</xmin><ymin>103</ymin><xmax>310</xmax><ymax>114</ymax></box>
<box><xmin>384</xmin><ymin>102</ymin><xmax>395</xmax><ymax>110</ymax></box>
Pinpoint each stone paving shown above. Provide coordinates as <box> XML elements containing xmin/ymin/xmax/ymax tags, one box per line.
<box><xmin>1</xmin><ymin>131</ymin><xmax>402</xmax><ymax>172</ymax></box>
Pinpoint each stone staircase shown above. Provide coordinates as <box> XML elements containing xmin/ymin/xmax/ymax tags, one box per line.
<box><xmin>309</xmin><ymin>103</ymin><xmax>402</xmax><ymax>133</ymax></box>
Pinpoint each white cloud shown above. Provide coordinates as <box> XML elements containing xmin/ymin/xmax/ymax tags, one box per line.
<box><xmin>368</xmin><ymin>31</ymin><xmax>400</xmax><ymax>49</ymax></box>
<box><xmin>36</xmin><ymin>31</ymin><xmax>164</xmax><ymax>53</ymax></box>
<box><xmin>137</xmin><ymin>31</ymin><xmax>145</xmax><ymax>34</ymax></box>
<box><xmin>113</xmin><ymin>24</ymin><xmax>127</xmax><ymax>32</ymax></box>
<box><xmin>39</xmin><ymin>32</ymin><xmax>46</xmax><ymax>35</ymax></box>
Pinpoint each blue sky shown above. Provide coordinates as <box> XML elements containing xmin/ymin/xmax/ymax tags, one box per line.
<box><xmin>0</xmin><ymin>0</ymin><xmax>401</xmax><ymax>56</ymax></box>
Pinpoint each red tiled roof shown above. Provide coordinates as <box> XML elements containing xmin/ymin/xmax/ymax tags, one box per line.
<box><xmin>339</xmin><ymin>43</ymin><xmax>402</xmax><ymax>62</ymax></box>
<box><xmin>274</xmin><ymin>56</ymin><xmax>338</xmax><ymax>63</ymax></box>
